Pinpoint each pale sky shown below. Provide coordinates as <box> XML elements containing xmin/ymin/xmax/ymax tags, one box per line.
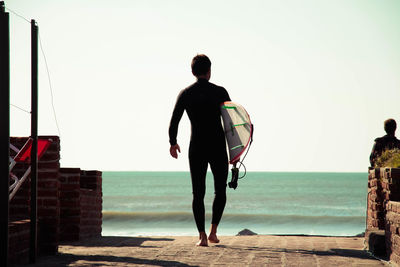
<box><xmin>6</xmin><ymin>0</ymin><xmax>400</xmax><ymax>172</ymax></box>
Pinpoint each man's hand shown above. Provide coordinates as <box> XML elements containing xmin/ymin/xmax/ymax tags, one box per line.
<box><xmin>170</xmin><ymin>144</ymin><xmax>181</xmax><ymax>159</ymax></box>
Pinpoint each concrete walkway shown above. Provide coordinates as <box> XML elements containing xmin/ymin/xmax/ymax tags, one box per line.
<box><xmin>19</xmin><ymin>235</ymin><xmax>389</xmax><ymax>267</ymax></box>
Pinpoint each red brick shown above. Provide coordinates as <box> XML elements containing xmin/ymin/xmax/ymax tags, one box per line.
<box><xmin>60</xmin><ymin>191</ymin><xmax>80</xmax><ymax>199</ymax></box>
<box><xmin>41</xmin><ymin>199</ymin><xmax>59</xmax><ymax>207</ymax></box>
<box><xmin>38</xmin><ymin>180</ymin><xmax>59</xmax><ymax>188</ymax></box>
<box><xmin>38</xmin><ymin>189</ymin><xmax>59</xmax><ymax>198</ymax></box>
<box><xmin>38</xmin><ymin>171</ymin><xmax>60</xmax><ymax>179</ymax></box>
<box><xmin>81</xmin><ymin>170</ymin><xmax>102</xmax><ymax>176</ymax></box>
<box><xmin>61</xmin><ymin>217</ymin><xmax>80</xmax><ymax>224</ymax></box>
<box><xmin>60</xmin><ymin>168</ymin><xmax>81</xmax><ymax>174</ymax></box>
<box><xmin>38</xmin><ymin>161</ymin><xmax>60</xmax><ymax>169</ymax></box>
<box><xmin>38</xmin><ymin>208</ymin><xmax>59</xmax><ymax>217</ymax></box>
<box><xmin>61</xmin><ymin>184</ymin><xmax>80</xmax><ymax>190</ymax></box>
<box><xmin>60</xmin><ymin>200</ymin><xmax>80</xmax><ymax>208</ymax></box>
<box><xmin>67</xmin><ymin>175</ymin><xmax>80</xmax><ymax>183</ymax></box>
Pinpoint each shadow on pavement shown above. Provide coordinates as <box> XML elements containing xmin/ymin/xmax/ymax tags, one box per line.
<box><xmin>61</xmin><ymin>236</ymin><xmax>175</xmax><ymax>248</ymax></box>
<box><xmin>33</xmin><ymin>253</ymin><xmax>198</xmax><ymax>267</ymax></box>
<box><xmin>215</xmin><ymin>245</ymin><xmax>377</xmax><ymax>261</ymax></box>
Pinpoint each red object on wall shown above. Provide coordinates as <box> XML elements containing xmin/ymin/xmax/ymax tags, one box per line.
<box><xmin>14</xmin><ymin>138</ymin><xmax>52</xmax><ymax>163</ymax></box>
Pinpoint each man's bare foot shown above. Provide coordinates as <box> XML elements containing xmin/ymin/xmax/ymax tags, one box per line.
<box><xmin>208</xmin><ymin>233</ymin><xmax>220</xmax><ymax>243</ymax></box>
<box><xmin>209</xmin><ymin>224</ymin><xmax>220</xmax><ymax>243</ymax></box>
<box><xmin>196</xmin><ymin>232</ymin><xmax>208</xmax><ymax>247</ymax></box>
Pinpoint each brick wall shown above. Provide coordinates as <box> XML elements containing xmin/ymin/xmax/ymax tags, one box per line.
<box><xmin>59</xmin><ymin>169</ymin><xmax>102</xmax><ymax>242</ymax></box>
<box><xmin>80</xmin><ymin>170</ymin><xmax>102</xmax><ymax>240</ymax></box>
<box><xmin>366</xmin><ymin>167</ymin><xmax>400</xmax><ymax>266</ymax></box>
<box><xmin>37</xmin><ymin>136</ymin><xmax>61</xmax><ymax>255</ymax></box>
<box><xmin>8</xmin><ymin>219</ymin><xmax>30</xmax><ymax>265</ymax></box>
<box><xmin>8</xmin><ymin>136</ymin><xmax>102</xmax><ymax>264</ymax></box>
<box><xmin>10</xmin><ymin>136</ymin><xmax>60</xmax><ymax>256</ymax></box>
<box><xmin>367</xmin><ymin>168</ymin><xmax>385</xmax><ymax>231</ymax></box>
<box><xmin>386</xmin><ymin>201</ymin><xmax>400</xmax><ymax>265</ymax></box>
<box><xmin>59</xmin><ymin>168</ymin><xmax>81</xmax><ymax>241</ymax></box>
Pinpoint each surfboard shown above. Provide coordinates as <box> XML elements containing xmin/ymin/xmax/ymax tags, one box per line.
<box><xmin>220</xmin><ymin>101</ymin><xmax>253</xmax><ymax>164</ymax></box>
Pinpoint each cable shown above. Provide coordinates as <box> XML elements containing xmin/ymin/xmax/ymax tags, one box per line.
<box><xmin>5</xmin><ymin>7</ymin><xmax>30</xmax><ymax>23</ymax></box>
<box><xmin>6</xmin><ymin>6</ymin><xmax>62</xmax><ymax>137</ymax></box>
<box><xmin>237</xmin><ymin>123</ymin><xmax>254</xmax><ymax>179</ymax></box>
<box><xmin>10</xmin><ymin>103</ymin><xmax>30</xmax><ymax>114</ymax></box>
<box><xmin>38</xmin><ymin>33</ymin><xmax>61</xmax><ymax>137</ymax></box>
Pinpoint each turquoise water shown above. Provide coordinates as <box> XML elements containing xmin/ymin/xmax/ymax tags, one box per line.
<box><xmin>102</xmin><ymin>172</ymin><xmax>367</xmax><ymax>236</ymax></box>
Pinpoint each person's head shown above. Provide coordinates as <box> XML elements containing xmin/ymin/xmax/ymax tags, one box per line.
<box><xmin>191</xmin><ymin>54</ymin><xmax>211</xmax><ymax>79</ymax></box>
<box><xmin>384</xmin><ymin>118</ymin><xmax>397</xmax><ymax>135</ymax></box>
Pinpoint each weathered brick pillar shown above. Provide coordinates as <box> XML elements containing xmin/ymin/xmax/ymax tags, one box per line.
<box><xmin>59</xmin><ymin>168</ymin><xmax>81</xmax><ymax>241</ymax></box>
<box><xmin>8</xmin><ymin>219</ymin><xmax>30</xmax><ymax>265</ymax></box>
<box><xmin>80</xmin><ymin>170</ymin><xmax>102</xmax><ymax>239</ymax></box>
<box><xmin>382</xmin><ymin>168</ymin><xmax>400</xmax><ymax>264</ymax></box>
<box><xmin>37</xmin><ymin>136</ymin><xmax>60</xmax><ymax>255</ymax></box>
<box><xmin>366</xmin><ymin>168</ymin><xmax>385</xmax><ymax>231</ymax></box>
<box><xmin>9</xmin><ymin>136</ymin><xmax>61</xmax><ymax>258</ymax></box>
<box><xmin>59</xmin><ymin>169</ymin><xmax>103</xmax><ymax>241</ymax></box>
<box><xmin>386</xmin><ymin>201</ymin><xmax>400</xmax><ymax>265</ymax></box>
<box><xmin>9</xmin><ymin>136</ymin><xmax>103</xmax><ymax>262</ymax></box>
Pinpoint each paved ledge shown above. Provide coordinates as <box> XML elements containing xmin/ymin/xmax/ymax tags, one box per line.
<box><xmin>17</xmin><ymin>235</ymin><xmax>389</xmax><ymax>267</ymax></box>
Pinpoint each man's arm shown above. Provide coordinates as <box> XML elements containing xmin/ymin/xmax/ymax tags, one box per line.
<box><xmin>168</xmin><ymin>90</ymin><xmax>185</xmax><ymax>158</ymax></box>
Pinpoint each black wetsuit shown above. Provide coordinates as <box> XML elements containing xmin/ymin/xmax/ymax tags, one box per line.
<box><xmin>370</xmin><ymin>134</ymin><xmax>400</xmax><ymax>167</ymax></box>
<box><xmin>169</xmin><ymin>78</ymin><xmax>231</xmax><ymax>232</ymax></box>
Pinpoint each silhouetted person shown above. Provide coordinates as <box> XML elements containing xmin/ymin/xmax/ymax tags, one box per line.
<box><xmin>168</xmin><ymin>54</ymin><xmax>231</xmax><ymax>246</ymax></box>
<box><xmin>370</xmin><ymin>118</ymin><xmax>400</xmax><ymax>167</ymax></box>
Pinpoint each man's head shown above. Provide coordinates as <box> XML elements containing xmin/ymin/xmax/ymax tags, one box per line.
<box><xmin>384</xmin><ymin>118</ymin><xmax>397</xmax><ymax>135</ymax></box>
<box><xmin>191</xmin><ymin>54</ymin><xmax>211</xmax><ymax>79</ymax></box>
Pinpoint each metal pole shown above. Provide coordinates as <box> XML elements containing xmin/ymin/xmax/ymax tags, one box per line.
<box><xmin>30</xmin><ymin>19</ymin><xmax>38</xmax><ymax>264</ymax></box>
<box><xmin>0</xmin><ymin>1</ymin><xmax>10</xmax><ymax>266</ymax></box>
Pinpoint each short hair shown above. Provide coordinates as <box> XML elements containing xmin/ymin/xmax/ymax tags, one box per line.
<box><xmin>384</xmin><ymin>118</ymin><xmax>397</xmax><ymax>135</ymax></box>
<box><xmin>191</xmin><ymin>54</ymin><xmax>211</xmax><ymax>77</ymax></box>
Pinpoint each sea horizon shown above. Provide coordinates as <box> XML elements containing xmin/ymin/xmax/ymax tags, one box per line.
<box><xmin>102</xmin><ymin>171</ymin><xmax>367</xmax><ymax>237</ymax></box>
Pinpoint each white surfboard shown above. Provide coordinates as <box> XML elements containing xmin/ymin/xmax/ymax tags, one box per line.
<box><xmin>220</xmin><ymin>101</ymin><xmax>253</xmax><ymax>164</ymax></box>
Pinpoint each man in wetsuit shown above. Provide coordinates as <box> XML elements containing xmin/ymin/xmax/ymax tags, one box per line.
<box><xmin>370</xmin><ymin>118</ymin><xmax>400</xmax><ymax>167</ymax></box>
<box><xmin>169</xmin><ymin>54</ymin><xmax>231</xmax><ymax>246</ymax></box>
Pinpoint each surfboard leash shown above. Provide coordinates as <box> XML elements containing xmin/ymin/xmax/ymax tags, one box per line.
<box><xmin>237</xmin><ymin>124</ymin><xmax>253</xmax><ymax>178</ymax></box>
<box><xmin>228</xmin><ymin>124</ymin><xmax>254</xmax><ymax>189</ymax></box>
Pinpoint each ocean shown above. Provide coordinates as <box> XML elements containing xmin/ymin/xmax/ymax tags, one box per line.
<box><xmin>102</xmin><ymin>171</ymin><xmax>367</xmax><ymax>237</ymax></box>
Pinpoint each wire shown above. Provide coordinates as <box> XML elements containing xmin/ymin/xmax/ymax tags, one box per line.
<box><xmin>38</xmin><ymin>33</ymin><xmax>61</xmax><ymax>137</ymax></box>
<box><xmin>5</xmin><ymin>7</ymin><xmax>30</xmax><ymax>23</ymax></box>
<box><xmin>237</xmin><ymin>123</ymin><xmax>254</xmax><ymax>179</ymax></box>
<box><xmin>10</xmin><ymin>103</ymin><xmax>30</xmax><ymax>114</ymax></box>
<box><xmin>7</xmin><ymin>7</ymin><xmax>33</xmax><ymax>117</ymax></box>
<box><xmin>6</xmin><ymin>6</ymin><xmax>62</xmax><ymax>137</ymax></box>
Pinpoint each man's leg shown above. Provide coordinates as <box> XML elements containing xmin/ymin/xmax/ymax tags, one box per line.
<box><xmin>208</xmin><ymin>150</ymin><xmax>228</xmax><ymax>243</ymax></box>
<box><xmin>189</xmin><ymin>145</ymin><xmax>208</xmax><ymax>246</ymax></box>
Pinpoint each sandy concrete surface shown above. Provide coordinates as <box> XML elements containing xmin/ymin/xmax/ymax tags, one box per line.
<box><xmin>17</xmin><ymin>235</ymin><xmax>389</xmax><ymax>267</ymax></box>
